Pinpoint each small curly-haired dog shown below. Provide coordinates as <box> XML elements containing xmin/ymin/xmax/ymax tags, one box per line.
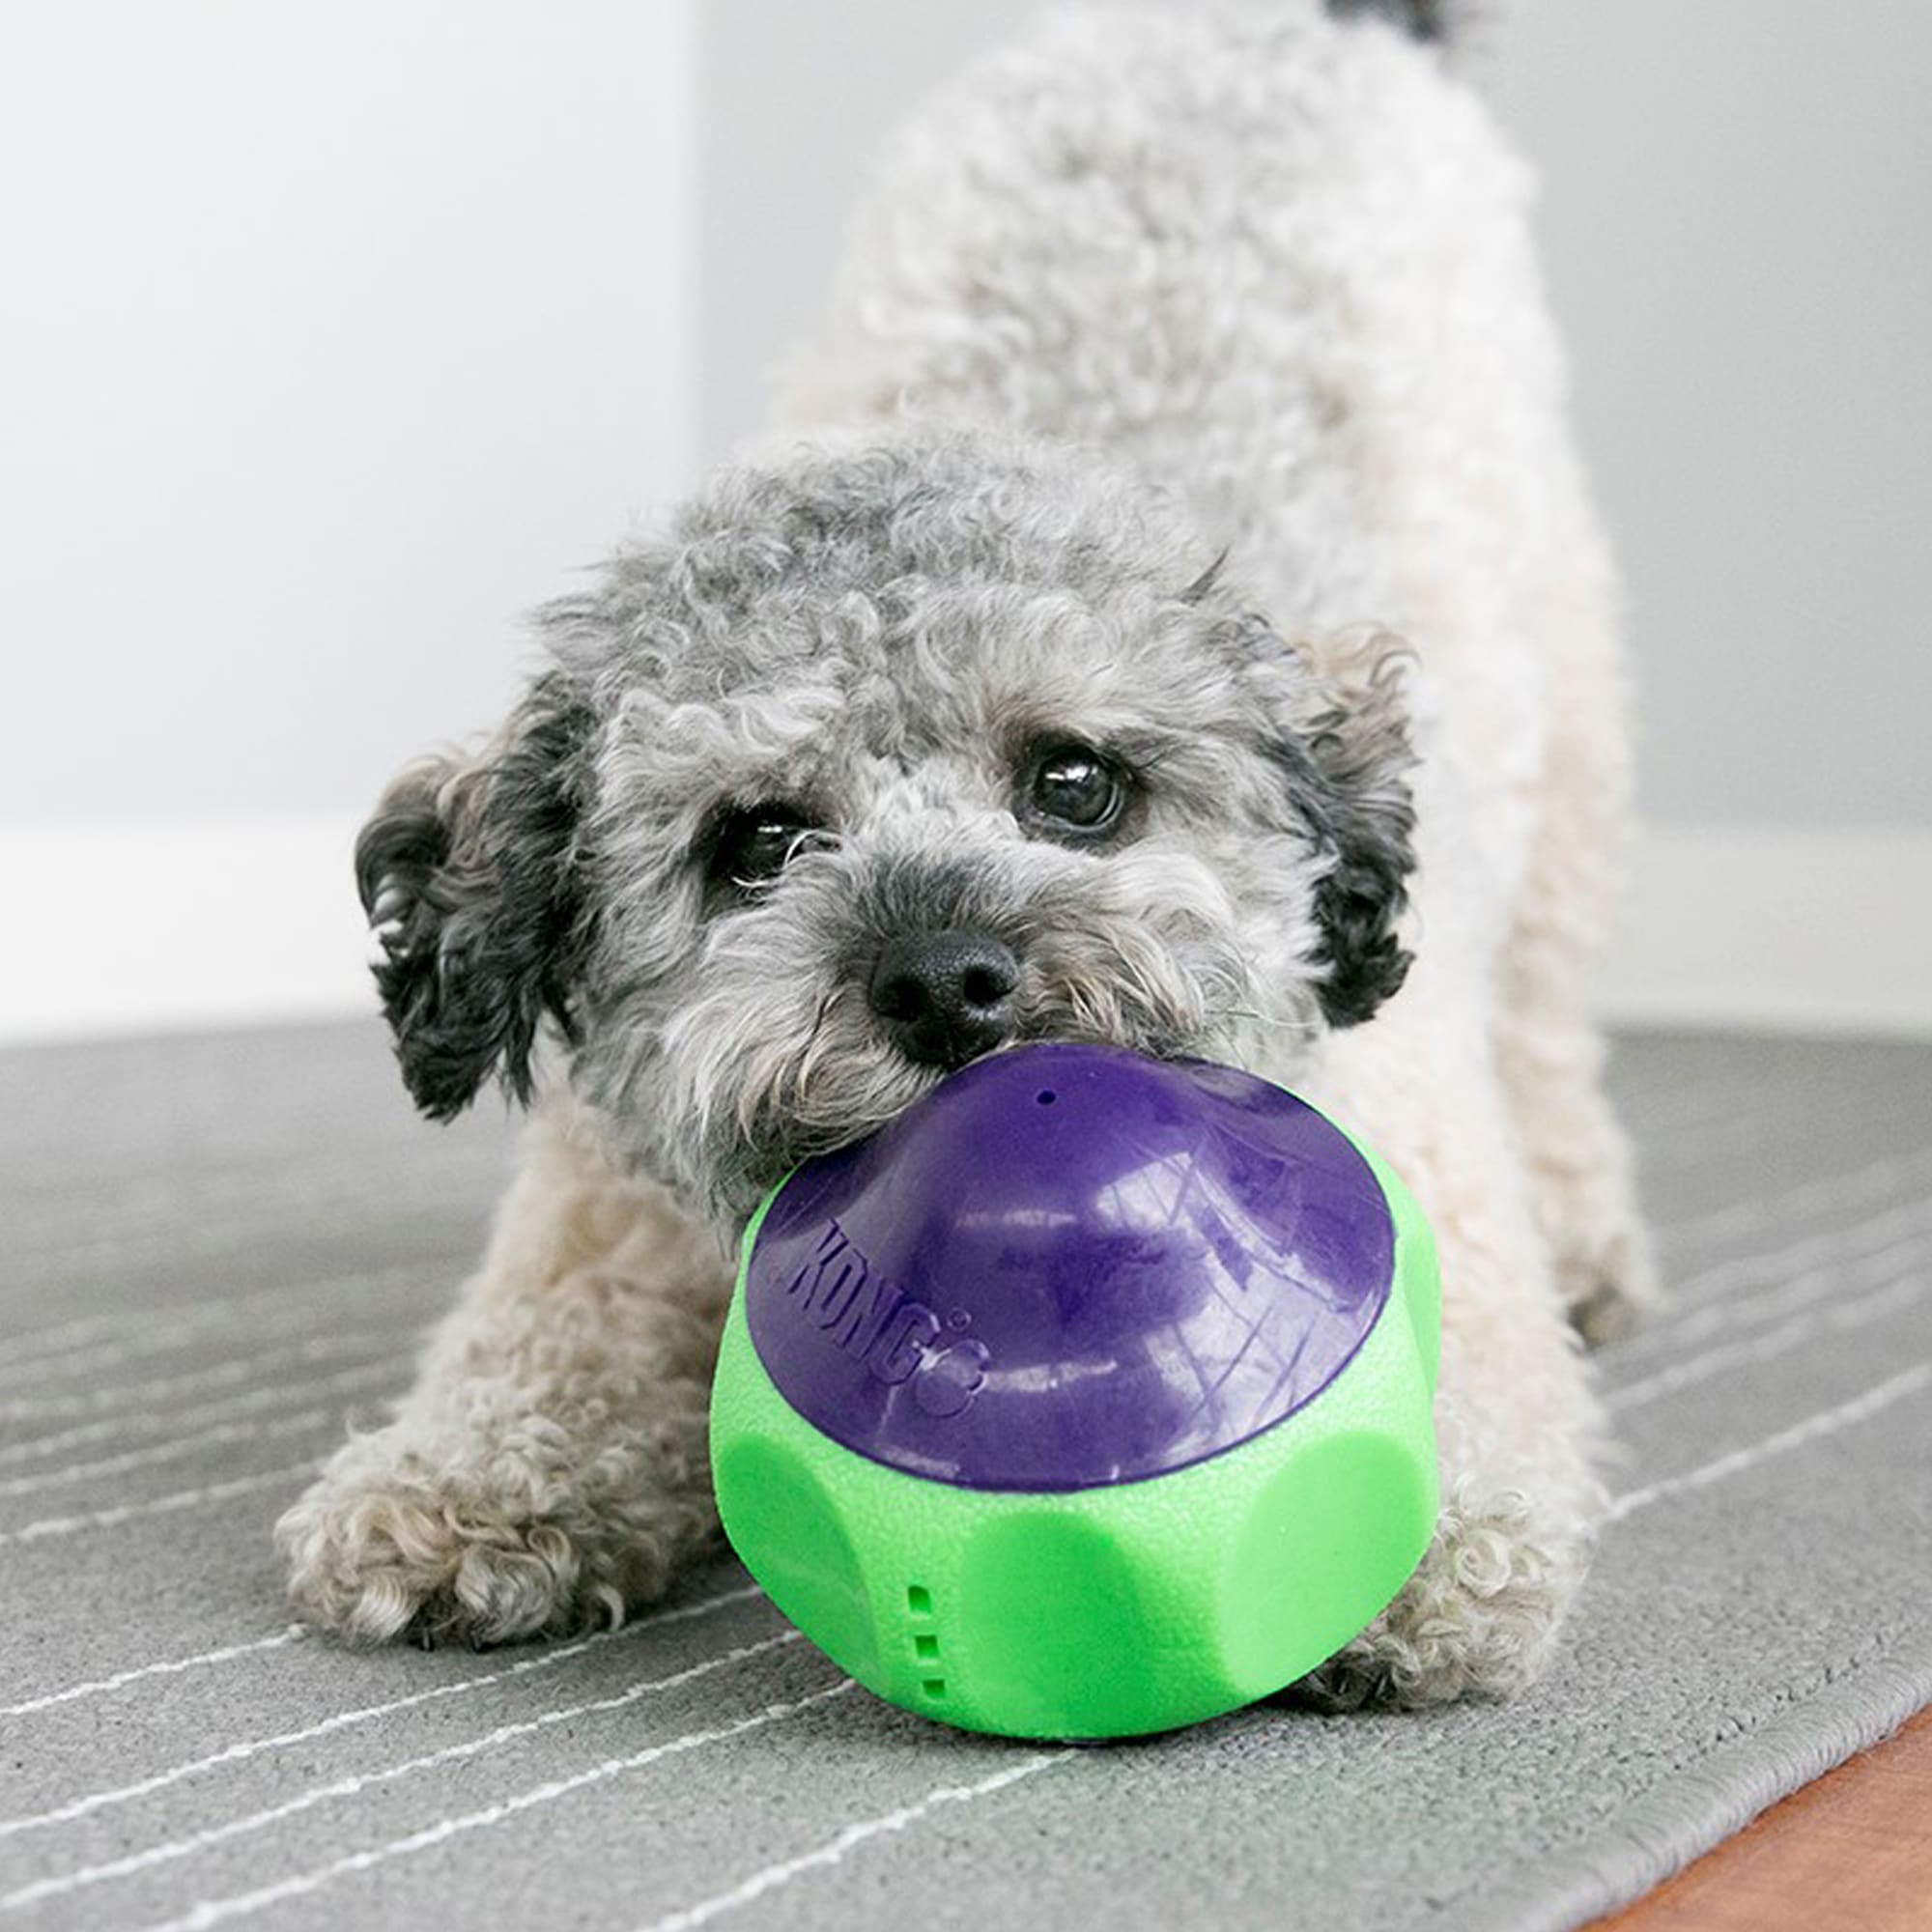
<box><xmin>279</xmin><ymin>0</ymin><xmax>1655</xmax><ymax>1707</ymax></box>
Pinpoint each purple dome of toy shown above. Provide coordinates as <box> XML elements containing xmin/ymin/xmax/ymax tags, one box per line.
<box><xmin>741</xmin><ymin>1042</ymin><xmax>1396</xmax><ymax>1492</ymax></box>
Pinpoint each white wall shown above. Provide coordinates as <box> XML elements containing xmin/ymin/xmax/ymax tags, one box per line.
<box><xmin>4</xmin><ymin>3</ymin><xmax>1925</xmax><ymax>1040</ymax></box>
<box><xmin>0</xmin><ymin>1</ymin><xmax>695</xmax><ymax>1037</ymax></box>
<box><xmin>695</xmin><ymin>0</ymin><xmax>1037</xmax><ymax>466</ymax></box>
<box><xmin>1488</xmin><ymin>0</ymin><xmax>1932</xmax><ymax>831</ymax></box>
<box><xmin>1487</xmin><ymin>1</ymin><xmax>1932</xmax><ymax>1029</ymax></box>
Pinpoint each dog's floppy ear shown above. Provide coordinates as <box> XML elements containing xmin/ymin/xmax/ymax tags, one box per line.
<box><xmin>1251</xmin><ymin>625</ymin><xmax>1419</xmax><ymax>1029</ymax></box>
<box><xmin>355</xmin><ymin>668</ymin><xmax>596</xmax><ymax>1119</ymax></box>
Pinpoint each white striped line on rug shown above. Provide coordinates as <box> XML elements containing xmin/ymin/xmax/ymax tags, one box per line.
<box><xmin>3</xmin><ymin>1172</ymin><xmax>1919</xmax><ymax>1708</ymax></box>
<box><xmin>1619</xmin><ymin>1232</ymin><xmax>1929</xmax><ymax>1366</ymax></box>
<box><xmin>1662</xmin><ymin>1195</ymin><xmax>1932</xmax><ymax>1313</ymax></box>
<box><xmin>5</xmin><ymin>1133</ymin><xmax>1923</xmax><ymax>1393</ymax></box>
<box><xmin>1605</xmin><ymin>1267</ymin><xmax>1927</xmax><ymax>1412</ymax></box>
<box><xmin>1659</xmin><ymin>1145</ymin><xmax>1932</xmax><ymax>1251</ymax></box>
<box><xmin>28</xmin><ymin>1361</ymin><xmax>1926</xmax><ymax>1932</ymax></box>
<box><xmin>626</xmin><ymin>1361</ymin><xmax>1932</xmax><ymax>1932</ymax></box>
<box><xmin>0</xmin><ymin>1359</ymin><xmax>403</xmax><ymax>1471</ymax></box>
<box><xmin>128</xmin><ymin>1681</ymin><xmax>860</xmax><ymax>1932</ymax></box>
<box><xmin>17</xmin><ymin>1179</ymin><xmax>1892</xmax><ymax>1452</ymax></box>
<box><xmin>0</xmin><ymin>1463</ymin><xmax>319</xmax><ymax>1548</ymax></box>
<box><xmin>0</xmin><ymin>1407</ymin><xmax>348</xmax><ymax>1500</ymax></box>
<box><xmin>0</xmin><ymin>1584</ymin><xmax>767</xmax><ymax>1833</ymax></box>
<box><xmin>4</xmin><ymin>1148</ymin><xmax>1918</xmax><ymax>1437</ymax></box>
<box><xmin>11</xmin><ymin>1208</ymin><xmax>480</xmax><ymax>1287</ymax></box>
<box><xmin>10</xmin><ymin>1135</ymin><xmax>1922</xmax><ymax>1398</ymax></box>
<box><xmin>638</xmin><ymin>1752</ymin><xmax>1080</xmax><ymax>1932</ymax></box>
<box><xmin>1611</xmin><ymin>1222</ymin><xmax>1930</xmax><ymax>1371</ymax></box>
<box><xmin>4</xmin><ymin>1093</ymin><xmax>1919</xmax><ymax>1356</ymax></box>
<box><xmin>0</xmin><ymin>1330</ymin><xmax>412</xmax><ymax>1422</ymax></box>
<box><xmin>0</xmin><ymin>1264</ymin><xmax>441</xmax><ymax>1368</ymax></box>
<box><xmin>0</xmin><ymin>1629</ymin><xmax>308</xmax><ymax>1721</ymax></box>
<box><xmin>0</xmin><ymin>1634</ymin><xmax>805</xmax><ymax>1912</ymax></box>
<box><xmin>1603</xmin><ymin>1361</ymin><xmax>1930</xmax><ymax>1523</ymax></box>
<box><xmin>1627</xmin><ymin>1087</ymin><xmax>1808</xmax><ymax>1151</ymax></box>
<box><xmin>0</xmin><ymin>1271</ymin><xmax>441</xmax><ymax>1387</ymax></box>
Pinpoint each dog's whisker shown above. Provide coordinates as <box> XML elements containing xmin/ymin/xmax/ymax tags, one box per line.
<box><xmin>1220</xmin><ymin>1008</ymin><xmax>1321</xmax><ymax>1037</ymax></box>
<box><xmin>788</xmin><ymin>986</ymin><xmax>847</xmax><ymax>1108</ymax></box>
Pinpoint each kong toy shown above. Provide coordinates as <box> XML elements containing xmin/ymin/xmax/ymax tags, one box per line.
<box><xmin>709</xmin><ymin>1041</ymin><xmax>1439</xmax><ymax>1739</ymax></box>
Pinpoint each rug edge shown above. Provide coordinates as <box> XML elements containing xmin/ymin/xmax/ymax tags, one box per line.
<box><xmin>1437</xmin><ymin>1634</ymin><xmax>1932</xmax><ymax>1932</ymax></box>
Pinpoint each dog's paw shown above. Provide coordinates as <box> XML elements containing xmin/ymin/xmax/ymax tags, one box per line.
<box><xmin>1293</xmin><ymin>1488</ymin><xmax>1586</xmax><ymax>1710</ymax></box>
<box><xmin>1538</xmin><ymin>1159</ymin><xmax>1662</xmax><ymax>1350</ymax></box>
<box><xmin>274</xmin><ymin>1429</ymin><xmax>708</xmax><ymax>1648</ymax></box>
<box><xmin>1562</xmin><ymin>1221</ymin><xmax>1663</xmax><ymax>1349</ymax></box>
<box><xmin>276</xmin><ymin>1462</ymin><xmax>611</xmax><ymax>1648</ymax></box>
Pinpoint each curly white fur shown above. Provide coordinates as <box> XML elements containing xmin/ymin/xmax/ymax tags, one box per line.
<box><xmin>282</xmin><ymin>0</ymin><xmax>1653</xmax><ymax>1700</ymax></box>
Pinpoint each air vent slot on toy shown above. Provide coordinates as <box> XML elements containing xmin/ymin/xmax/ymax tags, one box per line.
<box><xmin>709</xmin><ymin>1041</ymin><xmax>1439</xmax><ymax>1740</ymax></box>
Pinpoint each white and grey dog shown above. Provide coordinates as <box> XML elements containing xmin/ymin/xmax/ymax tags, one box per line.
<box><xmin>280</xmin><ymin>0</ymin><xmax>1655</xmax><ymax>1707</ymax></box>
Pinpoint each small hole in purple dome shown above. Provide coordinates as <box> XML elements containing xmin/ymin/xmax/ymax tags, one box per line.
<box><xmin>1037</xmin><ymin>1090</ymin><xmax>1057</xmax><ymax>1105</ymax></box>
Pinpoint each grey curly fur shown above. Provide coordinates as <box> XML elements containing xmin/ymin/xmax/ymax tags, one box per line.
<box><xmin>357</xmin><ymin>427</ymin><xmax>1413</xmax><ymax>1220</ymax></box>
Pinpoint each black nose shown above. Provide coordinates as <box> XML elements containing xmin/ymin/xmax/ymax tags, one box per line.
<box><xmin>868</xmin><ymin>928</ymin><xmax>1019</xmax><ymax>1069</ymax></box>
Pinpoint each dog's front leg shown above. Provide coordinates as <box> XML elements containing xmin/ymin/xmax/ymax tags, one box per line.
<box><xmin>277</xmin><ymin>1104</ymin><xmax>731</xmax><ymax>1647</ymax></box>
<box><xmin>1296</xmin><ymin>1025</ymin><xmax>1606</xmax><ymax>1708</ymax></box>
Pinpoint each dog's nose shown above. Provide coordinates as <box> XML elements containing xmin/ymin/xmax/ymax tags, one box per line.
<box><xmin>868</xmin><ymin>928</ymin><xmax>1019</xmax><ymax>1069</ymax></box>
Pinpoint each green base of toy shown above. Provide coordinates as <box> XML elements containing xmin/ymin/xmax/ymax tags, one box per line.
<box><xmin>710</xmin><ymin>1124</ymin><xmax>1440</xmax><ymax>1741</ymax></box>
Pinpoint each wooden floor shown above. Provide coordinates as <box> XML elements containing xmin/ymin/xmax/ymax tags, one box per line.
<box><xmin>1594</xmin><ymin>1706</ymin><xmax>1932</xmax><ymax>1930</ymax></box>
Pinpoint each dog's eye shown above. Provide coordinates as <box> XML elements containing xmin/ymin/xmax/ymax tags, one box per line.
<box><xmin>1026</xmin><ymin>745</ymin><xmax>1127</xmax><ymax>837</ymax></box>
<box><xmin>707</xmin><ymin>804</ymin><xmax>818</xmax><ymax>889</ymax></box>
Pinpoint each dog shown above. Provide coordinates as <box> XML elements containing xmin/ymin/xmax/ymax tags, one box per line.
<box><xmin>278</xmin><ymin>0</ymin><xmax>1656</xmax><ymax>1708</ymax></box>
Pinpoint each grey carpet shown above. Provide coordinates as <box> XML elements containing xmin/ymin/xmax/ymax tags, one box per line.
<box><xmin>2</xmin><ymin>1022</ymin><xmax>1928</xmax><ymax>1932</ymax></box>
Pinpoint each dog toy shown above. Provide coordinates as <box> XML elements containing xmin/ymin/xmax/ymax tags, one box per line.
<box><xmin>709</xmin><ymin>1041</ymin><xmax>1439</xmax><ymax>1739</ymax></box>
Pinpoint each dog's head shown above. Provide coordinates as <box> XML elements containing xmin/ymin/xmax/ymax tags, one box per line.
<box><xmin>359</xmin><ymin>425</ymin><xmax>1415</xmax><ymax>1217</ymax></box>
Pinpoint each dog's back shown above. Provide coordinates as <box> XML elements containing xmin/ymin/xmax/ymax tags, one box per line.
<box><xmin>784</xmin><ymin>6</ymin><xmax>1586</xmax><ymax>607</ymax></box>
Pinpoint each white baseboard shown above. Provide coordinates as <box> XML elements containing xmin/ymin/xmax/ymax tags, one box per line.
<box><xmin>1600</xmin><ymin>826</ymin><xmax>1932</xmax><ymax>1037</ymax></box>
<box><xmin>2</xmin><ymin>819</ymin><xmax>1927</xmax><ymax>1046</ymax></box>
